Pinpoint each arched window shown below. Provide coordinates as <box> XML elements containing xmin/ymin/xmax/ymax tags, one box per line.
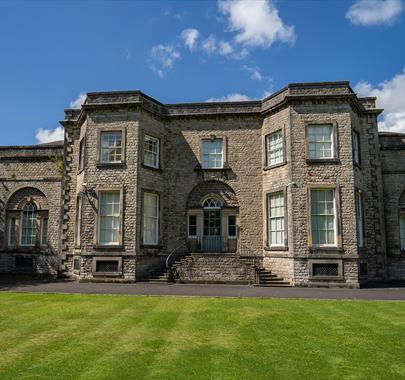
<box><xmin>21</xmin><ymin>202</ymin><xmax>37</xmax><ymax>246</ymax></box>
<box><xmin>202</xmin><ymin>198</ymin><xmax>222</xmax><ymax>209</ymax></box>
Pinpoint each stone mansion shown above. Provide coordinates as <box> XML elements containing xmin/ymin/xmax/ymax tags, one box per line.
<box><xmin>1</xmin><ymin>81</ymin><xmax>405</xmax><ymax>287</ymax></box>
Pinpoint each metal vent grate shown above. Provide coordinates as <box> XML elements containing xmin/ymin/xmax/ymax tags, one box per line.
<box><xmin>312</xmin><ymin>263</ymin><xmax>338</xmax><ymax>277</ymax></box>
<box><xmin>96</xmin><ymin>260</ymin><xmax>119</xmax><ymax>273</ymax></box>
<box><xmin>15</xmin><ymin>256</ymin><xmax>33</xmax><ymax>268</ymax></box>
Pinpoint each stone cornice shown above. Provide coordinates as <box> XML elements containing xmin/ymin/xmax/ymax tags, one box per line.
<box><xmin>60</xmin><ymin>81</ymin><xmax>383</xmax><ymax>124</ymax></box>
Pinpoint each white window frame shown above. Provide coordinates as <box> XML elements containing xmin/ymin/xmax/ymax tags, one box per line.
<box><xmin>355</xmin><ymin>190</ymin><xmax>364</xmax><ymax>248</ymax></box>
<box><xmin>143</xmin><ymin>134</ymin><xmax>160</xmax><ymax>169</ymax></box>
<box><xmin>79</xmin><ymin>138</ymin><xmax>86</xmax><ymax>171</ymax></box>
<box><xmin>266</xmin><ymin>131</ymin><xmax>284</xmax><ymax>166</ymax></box>
<box><xmin>143</xmin><ymin>192</ymin><xmax>160</xmax><ymax>246</ymax></box>
<box><xmin>202</xmin><ymin>138</ymin><xmax>224</xmax><ymax>169</ymax></box>
<box><xmin>267</xmin><ymin>192</ymin><xmax>286</xmax><ymax>247</ymax></box>
<box><xmin>353</xmin><ymin>130</ymin><xmax>361</xmax><ymax>165</ymax></box>
<box><xmin>400</xmin><ymin>215</ymin><xmax>405</xmax><ymax>251</ymax></box>
<box><xmin>307</xmin><ymin>124</ymin><xmax>334</xmax><ymax>160</ymax></box>
<box><xmin>227</xmin><ymin>215</ymin><xmax>237</xmax><ymax>239</ymax></box>
<box><xmin>100</xmin><ymin>131</ymin><xmax>123</xmax><ymax>164</ymax></box>
<box><xmin>75</xmin><ymin>196</ymin><xmax>83</xmax><ymax>247</ymax></box>
<box><xmin>97</xmin><ymin>191</ymin><xmax>121</xmax><ymax>246</ymax></box>
<box><xmin>310</xmin><ymin>188</ymin><xmax>338</xmax><ymax>247</ymax></box>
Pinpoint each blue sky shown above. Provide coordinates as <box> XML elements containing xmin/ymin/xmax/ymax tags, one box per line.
<box><xmin>0</xmin><ymin>0</ymin><xmax>404</xmax><ymax>146</ymax></box>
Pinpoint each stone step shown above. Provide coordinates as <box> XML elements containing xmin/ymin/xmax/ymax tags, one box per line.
<box><xmin>258</xmin><ymin>273</ymin><xmax>279</xmax><ymax>279</ymax></box>
<box><xmin>256</xmin><ymin>283</ymin><xmax>292</xmax><ymax>287</ymax></box>
<box><xmin>145</xmin><ymin>279</ymin><xmax>170</xmax><ymax>283</ymax></box>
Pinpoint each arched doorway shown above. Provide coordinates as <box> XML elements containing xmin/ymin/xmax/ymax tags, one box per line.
<box><xmin>202</xmin><ymin>197</ymin><xmax>223</xmax><ymax>252</ymax></box>
<box><xmin>186</xmin><ymin>181</ymin><xmax>239</xmax><ymax>253</ymax></box>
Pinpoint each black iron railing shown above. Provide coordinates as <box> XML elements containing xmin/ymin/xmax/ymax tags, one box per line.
<box><xmin>187</xmin><ymin>236</ymin><xmax>237</xmax><ymax>253</ymax></box>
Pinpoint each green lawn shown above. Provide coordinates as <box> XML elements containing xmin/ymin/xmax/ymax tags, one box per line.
<box><xmin>0</xmin><ymin>293</ymin><xmax>404</xmax><ymax>380</ymax></box>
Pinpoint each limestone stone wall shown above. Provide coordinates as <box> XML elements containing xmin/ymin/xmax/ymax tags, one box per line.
<box><xmin>164</xmin><ymin>114</ymin><xmax>263</xmax><ymax>254</ymax></box>
<box><xmin>62</xmin><ymin>107</ymin><xmax>141</xmax><ymax>281</ymax></box>
<box><xmin>288</xmin><ymin>101</ymin><xmax>359</xmax><ymax>285</ymax></box>
<box><xmin>0</xmin><ymin>144</ymin><xmax>63</xmax><ymax>275</ymax></box>
<box><xmin>57</xmin><ymin>82</ymin><xmax>402</xmax><ymax>286</ymax></box>
<box><xmin>379</xmin><ymin>133</ymin><xmax>405</xmax><ymax>281</ymax></box>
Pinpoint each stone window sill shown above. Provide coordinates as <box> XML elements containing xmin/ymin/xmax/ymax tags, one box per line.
<box><xmin>140</xmin><ymin>244</ymin><xmax>162</xmax><ymax>249</ymax></box>
<box><xmin>96</xmin><ymin>162</ymin><xmax>127</xmax><ymax>169</ymax></box>
<box><xmin>141</xmin><ymin>164</ymin><xmax>163</xmax><ymax>173</ymax></box>
<box><xmin>306</xmin><ymin>158</ymin><xmax>340</xmax><ymax>165</ymax></box>
<box><xmin>93</xmin><ymin>272</ymin><xmax>122</xmax><ymax>277</ymax></box>
<box><xmin>264</xmin><ymin>246</ymin><xmax>288</xmax><ymax>251</ymax></box>
<box><xmin>309</xmin><ymin>275</ymin><xmax>344</xmax><ymax>281</ymax></box>
<box><xmin>93</xmin><ymin>245</ymin><xmax>123</xmax><ymax>251</ymax></box>
<box><xmin>263</xmin><ymin>161</ymin><xmax>287</xmax><ymax>171</ymax></box>
<box><xmin>309</xmin><ymin>246</ymin><xmax>342</xmax><ymax>252</ymax></box>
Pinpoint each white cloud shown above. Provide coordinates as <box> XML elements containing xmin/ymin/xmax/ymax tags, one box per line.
<box><xmin>355</xmin><ymin>68</ymin><xmax>405</xmax><ymax>132</ymax></box>
<box><xmin>243</xmin><ymin>65</ymin><xmax>263</xmax><ymax>81</ymax></box>
<box><xmin>181</xmin><ymin>28</ymin><xmax>200</xmax><ymax>51</ymax></box>
<box><xmin>202</xmin><ymin>34</ymin><xmax>218</xmax><ymax>54</ymax></box>
<box><xmin>35</xmin><ymin>127</ymin><xmax>64</xmax><ymax>144</ymax></box>
<box><xmin>69</xmin><ymin>93</ymin><xmax>86</xmax><ymax>109</ymax></box>
<box><xmin>206</xmin><ymin>93</ymin><xmax>251</xmax><ymax>102</ymax></box>
<box><xmin>125</xmin><ymin>48</ymin><xmax>131</xmax><ymax>60</ymax></box>
<box><xmin>346</xmin><ymin>0</ymin><xmax>402</xmax><ymax>26</ymax></box>
<box><xmin>161</xmin><ymin>7</ymin><xmax>186</xmax><ymax>20</ymax></box>
<box><xmin>218</xmin><ymin>0</ymin><xmax>296</xmax><ymax>48</ymax></box>
<box><xmin>150</xmin><ymin>44</ymin><xmax>181</xmax><ymax>78</ymax></box>
<box><xmin>201</xmin><ymin>34</ymin><xmax>248</xmax><ymax>59</ymax></box>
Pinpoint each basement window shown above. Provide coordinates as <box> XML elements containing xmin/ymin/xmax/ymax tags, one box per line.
<box><xmin>312</xmin><ymin>263</ymin><xmax>339</xmax><ymax>278</ymax></box>
<box><xmin>15</xmin><ymin>256</ymin><xmax>34</xmax><ymax>268</ymax></box>
<box><xmin>95</xmin><ymin>260</ymin><xmax>119</xmax><ymax>273</ymax></box>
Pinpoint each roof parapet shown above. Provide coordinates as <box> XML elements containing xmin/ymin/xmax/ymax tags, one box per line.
<box><xmin>60</xmin><ymin>81</ymin><xmax>379</xmax><ymax>121</ymax></box>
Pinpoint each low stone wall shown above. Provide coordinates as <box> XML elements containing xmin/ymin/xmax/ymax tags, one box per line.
<box><xmin>263</xmin><ymin>256</ymin><xmax>294</xmax><ymax>283</ymax></box>
<box><xmin>388</xmin><ymin>257</ymin><xmax>405</xmax><ymax>281</ymax></box>
<box><xmin>0</xmin><ymin>253</ymin><xmax>59</xmax><ymax>276</ymax></box>
<box><xmin>136</xmin><ymin>255</ymin><xmax>166</xmax><ymax>280</ymax></box>
<box><xmin>172</xmin><ymin>254</ymin><xmax>258</xmax><ymax>284</ymax></box>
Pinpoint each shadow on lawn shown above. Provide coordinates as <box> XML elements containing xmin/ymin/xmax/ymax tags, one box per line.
<box><xmin>0</xmin><ymin>275</ymin><xmax>73</xmax><ymax>291</ymax></box>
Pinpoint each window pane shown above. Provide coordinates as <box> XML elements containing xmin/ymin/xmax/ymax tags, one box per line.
<box><xmin>355</xmin><ymin>191</ymin><xmax>364</xmax><ymax>247</ymax></box>
<box><xmin>75</xmin><ymin>197</ymin><xmax>82</xmax><ymax>246</ymax></box>
<box><xmin>188</xmin><ymin>215</ymin><xmax>197</xmax><ymax>237</ymax></box>
<box><xmin>144</xmin><ymin>135</ymin><xmax>160</xmax><ymax>168</ymax></box>
<box><xmin>79</xmin><ymin>139</ymin><xmax>85</xmax><ymax>170</ymax></box>
<box><xmin>143</xmin><ymin>193</ymin><xmax>159</xmax><ymax>245</ymax></box>
<box><xmin>21</xmin><ymin>203</ymin><xmax>37</xmax><ymax>246</ymax></box>
<box><xmin>308</xmin><ymin>125</ymin><xmax>333</xmax><ymax>159</ymax></box>
<box><xmin>202</xmin><ymin>139</ymin><xmax>223</xmax><ymax>168</ymax></box>
<box><xmin>266</xmin><ymin>132</ymin><xmax>284</xmax><ymax>166</ymax></box>
<box><xmin>353</xmin><ymin>131</ymin><xmax>360</xmax><ymax>165</ymax></box>
<box><xmin>400</xmin><ymin>217</ymin><xmax>405</xmax><ymax>250</ymax></box>
<box><xmin>228</xmin><ymin>215</ymin><xmax>237</xmax><ymax>237</ymax></box>
<box><xmin>100</xmin><ymin>132</ymin><xmax>123</xmax><ymax>163</ymax></box>
<box><xmin>98</xmin><ymin>191</ymin><xmax>120</xmax><ymax>245</ymax></box>
<box><xmin>311</xmin><ymin>189</ymin><xmax>336</xmax><ymax>246</ymax></box>
<box><xmin>267</xmin><ymin>192</ymin><xmax>285</xmax><ymax>246</ymax></box>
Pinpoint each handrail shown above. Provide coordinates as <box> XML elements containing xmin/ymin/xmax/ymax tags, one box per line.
<box><xmin>165</xmin><ymin>243</ymin><xmax>186</xmax><ymax>269</ymax></box>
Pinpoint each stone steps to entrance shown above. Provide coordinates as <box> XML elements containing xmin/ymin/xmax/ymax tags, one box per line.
<box><xmin>142</xmin><ymin>254</ymin><xmax>292</xmax><ymax>287</ymax></box>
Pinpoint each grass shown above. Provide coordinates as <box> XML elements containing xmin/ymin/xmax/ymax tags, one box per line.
<box><xmin>0</xmin><ymin>293</ymin><xmax>404</xmax><ymax>380</ymax></box>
